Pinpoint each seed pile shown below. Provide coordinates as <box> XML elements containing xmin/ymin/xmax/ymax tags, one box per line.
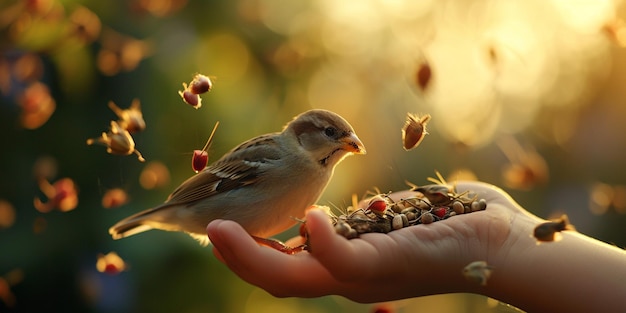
<box><xmin>329</xmin><ymin>182</ymin><xmax>487</xmax><ymax>238</ymax></box>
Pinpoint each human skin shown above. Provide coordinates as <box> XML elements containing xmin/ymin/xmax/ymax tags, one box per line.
<box><xmin>207</xmin><ymin>181</ymin><xmax>626</xmax><ymax>313</ymax></box>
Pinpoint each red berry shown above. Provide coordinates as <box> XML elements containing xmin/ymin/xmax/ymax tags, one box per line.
<box><xmin>367</xmin><ymin>197</ymin><xmax>388</xmax><ymax>215</ymax></box>
<box><xmin>192</xmin><ymin>150</ymin><xmax>208</xmax><ymax>173</ymax></box>
<box><xmin>432</xmin><ymin>207</ymin><xmax>447</xmax><ymax>218</ymax></box>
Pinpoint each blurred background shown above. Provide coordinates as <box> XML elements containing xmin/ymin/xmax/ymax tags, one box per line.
<box><xmin>1</xmin><ymin>0</ymin><xmax>626</xmax><ymax>312</ymax></box>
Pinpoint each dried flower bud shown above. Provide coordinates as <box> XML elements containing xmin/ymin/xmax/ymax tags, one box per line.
<box><xmin>402</xmin><ymin>113</ymin><xmax>430</xmax><ymax>151</ymax></box>
<box><xmin>87</xmin><ymin>121</ymin><xmax>145</xmax><ymax>162</ymax></box>
<box><xmin>189</xmin><ymin>74</ymin><xmax>213</xmax><ymax>94</ymax></box>
<box><xmin>108</xmin><ymin>99</ymin><xmax>146</xmax><ymax>133</ymax></box>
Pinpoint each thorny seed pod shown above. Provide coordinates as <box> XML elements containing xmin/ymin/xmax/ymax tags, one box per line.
<box><xmin>179</xmin><ymin>88</ymin><xmax>201</xmax><ymax>108</ymax></box>
<box><xmin>463</xmin><ymin>261</ymin><xmax>493</xmax><ymax>286</ymax></box>
<box><xmin>421</xmin><ymin>212</ymin><xmax>435</xmax><ymax>224</ymax></box>
<box><xmin>87</xmin><ymin>121</ymin><xmax>145</xmax><ymax>162</ymax></box>
<box><xmin>108</xmin><ymin>99</ymin><xmax>145</xmax><ymax>133</ymax></box>
<box><xmin>533</xmin><ymin>214</ymin><xmax>575</xmax><ymax>242</ymax></box>
<box><xmin>192</xmin><ymin>122</ymin><xmax>220</xmax><ymax>173</ymax></box>
<box><xmin>367</xmin><ymin>195</ymin><xmax>388</xmax><ymax>215</ymax></box>
<box><xmin>189</xmin><ymin>74</ymin><xmax>213</xmax><ymax>94</ymax></box>
<box><xmin>402</xmin><ymin>113</ymin><xmax>431</xmax><ymax>151</ymax></box>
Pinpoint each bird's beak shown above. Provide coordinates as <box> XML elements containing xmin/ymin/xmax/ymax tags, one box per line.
<box><xmin>341</xmin><ymin>133</ymin><xmax>366</xmax><ymax>155</ymax></box>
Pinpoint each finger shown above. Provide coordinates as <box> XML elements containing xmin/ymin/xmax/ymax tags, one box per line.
<box><xmin>305</xmin><ymin>209</ymin><xmax>383</xmax><ymax>282</ymax></box>
<box><xmin>207</xmin><ymin>218</ymin><xmax>345</xmax><ymax>297</ymax></box>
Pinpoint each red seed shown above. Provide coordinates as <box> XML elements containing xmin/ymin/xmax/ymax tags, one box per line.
<box><xmin>192</xmin><ymin>150</ymin><xmax>208</xmax><ymax>173</ymax></box>
<box><xmin>402</xmin><ymin>113</ymin><xmax>430</xmax><ymax>151</ymax></box>
<box><xmin>367</xmin><ymin>196</ymin><xmax>388</xmax><ymax>215</ymax></box>
<box><xmin>179</xmin><ymin>89</ymin><xmax>201</xmax><ymax>108</ymax></box>
<box><xmin>189</xmin><ymin>74</ymin><xmax>213</xmax><ymax>94</ymax></box>
<box><xmin>432</xmin><ymin>207</ymin><xmax>447</xmax><ymax>218</ymax></box>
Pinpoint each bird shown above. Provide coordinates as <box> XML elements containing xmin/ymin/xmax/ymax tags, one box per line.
<box><xmin>109</xmin><ymin>109</ymin><xmax>366</xmax><ymax>246</ymax></box>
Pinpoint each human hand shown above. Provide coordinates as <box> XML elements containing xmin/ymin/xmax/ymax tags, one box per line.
<box><xmin>206</xmin><ymin>181</ymin><xmax>544</xmax><ymax>302</ymax></box>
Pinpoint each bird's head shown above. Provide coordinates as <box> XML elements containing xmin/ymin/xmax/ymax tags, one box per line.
<box><xmin>284</xmin><ymin>109</ymin><xmax>366</xmax><ymax>168</ymax></box>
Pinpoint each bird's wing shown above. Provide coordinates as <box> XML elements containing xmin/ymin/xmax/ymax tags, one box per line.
<box><xmin>166</xmin><ymin>134</ymin><xmax>282</xmax><ymax>204</ymax></box>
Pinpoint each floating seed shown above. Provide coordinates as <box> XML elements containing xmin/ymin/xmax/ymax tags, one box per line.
<box><xmin>87</xmin><ymin>121</ymin><xmax>145</xmax><ymax>162</ymax></box>
<box><xmin>402</xmin><ymin>113</ymin><xmax>431</xmax><ymax>151</ymax></box>
<box><xmin>179</xmin><ymin>89</ymin><xmax>201</xmax><ymax>108</ymax></box>
<box><xmin>188</xmin><ymin>74</ymin><xmax>213</xmax><ymax>94</ymax></box>
<box><xmin>533</xmin><ymin>214</ymin><xmax>574</xmax><ymax>242</ymax></box>
<box><xmin>463</xmin><ymin>261</ymin><xmax>493</xmax><ymax>286</ymax></box>
<box><xmin>191</xmin><ymin>121</ymin><xmax>219</xmax><ymax>173</ymax></box>
<box><xmin>108</xmin><ymin>99</ymin><xmax>145</xmax><ymax>133</ymax></box>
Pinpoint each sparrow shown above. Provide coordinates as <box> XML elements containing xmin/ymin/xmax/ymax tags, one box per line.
<box><xmin>109</xmin><ymin>109</ymin><xmax>366</xmax><ymax>245</ymax></box>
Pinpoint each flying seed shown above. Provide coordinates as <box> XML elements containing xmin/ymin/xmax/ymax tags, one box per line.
<box><xmin>87</xmin><ymin>121</ymin><xmax>145</xmax><ymax>161</ymax></box>
<box><xmin>533</xmin><ymin>214</ymin><xmax>574</xmax><ymax>242</ymax></box>
<box><xmin>178</xmin><ymin>88</ymin><xmax>201</xmax><ymax>108</ymax></box>
<box><xmin>402</xmin><ymin>113</ymin><xmax>431</xmax><ymax>150</ymax></box>
<box><xmin>463</xmin><ymin>261</ymin><xmax>493</xmax><ymax>286</ymax></box>
<box><xmin>192</xmin><ymin>121</ymin><xmax>220</xmax><ymax>173</ymax></box>
<box><xmin>188</xmin><ymin>74</ymin><xmax>213</xmax><ymax>94</ymax></box>
<box><xmin>108</xmin><ymin>99</ymin><xmax>146</xmax><ymax>133</ymax></box>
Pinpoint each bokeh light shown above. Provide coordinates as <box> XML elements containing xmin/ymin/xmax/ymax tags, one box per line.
<box><xmin>2</xmin><ymin>0</ymin><xmax>626</xmax><ymax>312</ymax></box>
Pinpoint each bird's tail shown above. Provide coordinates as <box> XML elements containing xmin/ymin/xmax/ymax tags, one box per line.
<box><xmin>109</xmin><ymin>204</ymin><xmax>181</xmax><ymax>240</ymax></box>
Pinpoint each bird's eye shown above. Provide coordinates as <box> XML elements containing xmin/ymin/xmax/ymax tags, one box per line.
<box><xmin>324</xmin><ymin>127</ymin><xmax>337</xmax><ymax>138</ymax></box>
